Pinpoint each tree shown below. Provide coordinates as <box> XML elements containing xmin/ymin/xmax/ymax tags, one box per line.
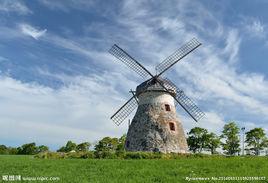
<box><xmin>76</xmin><ymin>142</ymin><xmax>91</xmax><ymax>152</ymax></box>
<box><xmin>221</xmin><ymin>122</ymin><xmax>240</xmax><ymax>155</ymax></box>
<box><xmin>245</xmin><ymin>128</ymin><xmax>268</xmax><ymax>155</ymax></box>
<box><xmin>65</xmin><ymin>141</ymin><xmax>77</xmax><ymax>152</ymax></box>
<box><xmin>36</xmin><ymin>145</ymin><xmax>49</xmax><ymax>153</ymax></box>
<box><xmin>206</xmin><ymin>133</ymin><xmax>221</xmax><ymax>154</ymax></box>
<box><xmin>187</xmin><ymin>127</ymin><xmax>209</xmax><ymax>153</ymax></box>
<box><xmin>0</xmin><ymin>145</ymin><xmax>8</xmax><ymax>154</ymax></box>
<box><xmin>116</xmin><ymin>134</ymin><xmax>126</xmax><ymax>152</ymax></box>
<box><xmin>94</xmin><ymin>137</ymin><xmax>119</xmax><ymax>152</ymax></box>
<box><xmin>57</xmin><ymin>141</ymin><xmax>77</xmax><ymax>152</ymax></box>
<box><xmin>57</xmin><ymin>146</ymin><xmax>66</xmax><ymax>152</ymax></box>
<box><xmin>8</xmin><ymin>147</ymin><xmax>18</xmax><ymax>155</ymax></box>
<box><xmin>18</xmin><ymin>143</ymin><xmax>37</xmax><ymax>155</ymax></box>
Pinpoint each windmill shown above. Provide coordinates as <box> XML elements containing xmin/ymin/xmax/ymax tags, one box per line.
<box><xmin>109</xmin><ymin>38</ymin><xmax>205</xmax><ymax>153</ymax></box>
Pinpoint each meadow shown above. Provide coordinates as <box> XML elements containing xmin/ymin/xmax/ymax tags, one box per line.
<box><xmin>0</xmin><ymin>155</ymin><xmax>268</xmax><ymax>183</ymax></box>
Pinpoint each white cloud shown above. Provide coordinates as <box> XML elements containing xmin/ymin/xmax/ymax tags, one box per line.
<box><xmin>38</xmin><ymin>0</ymin><xmax>94</xmax><ymax>12</ymax></box>
<box><xmin>174</xmin><ymin>44</ymin><xmax>268</xmax><ymax>120</ymax></box>
<box><xmin>223</xmin><ymin>29</ymin><xmax>241</xmax><ymax>63</ymax></box>
<box><xmin>19</xmin><ymin>24</ymin><xmax>47</xmax><ymax>40</ymax></box>
<box><xmin>241</xmin><ymin>17</ymin><xmax>266</xmax><ymax>39</ymax></box>
<box><xmin>182</xmin><ymin>111</ymin><xmax>225</xmax><ymax>135</ymax></box>
<box><xmin>0</xmin><ymin>74</ymin><xmax>133</xmax><ymax>149</ymax></box>
<box><xmin>0</xmin><ymin>56</ymin><xmax>8</xmax><ymax>62</ymax></box>
<box><xmin>0</xmin><ymin>0</ymin><xmax>32</xmax><ymax>15</ymax></box>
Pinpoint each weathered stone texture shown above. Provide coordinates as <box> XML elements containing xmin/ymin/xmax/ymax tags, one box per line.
<box><xmin>125</xmin><ymin>95</ymin><xmax>188</xmax><ymax>153</ymax></box>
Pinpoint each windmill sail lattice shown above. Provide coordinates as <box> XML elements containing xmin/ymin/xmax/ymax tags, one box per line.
<box><xmin>111</xmin><ymin>96</ymin><xmax>138</xmax><ymax>126</ymax></box>
<box><xmin>176</xmin><ymin>91</ymin><xmax>205</xmax><ymax>121</ymax></box>
<box><xmin>156</xmin><ymin>38</ymin><xmax>201</xmax><ymax>76</ymax></box>
<box><xmin>164</xmin><ymin>78</ymin><xmax>205</xmax><ymax>122</ymax></box>
<box><xmin>109</xmin><ymin>44</ymin><xmax>151</xmax><ymax>79</ymax></box>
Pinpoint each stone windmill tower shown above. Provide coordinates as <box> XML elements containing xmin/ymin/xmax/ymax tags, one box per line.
<box><xmin>109</xmin><ymin>38</ymin><xmax>205</xmax><ymax>153</ymax></box>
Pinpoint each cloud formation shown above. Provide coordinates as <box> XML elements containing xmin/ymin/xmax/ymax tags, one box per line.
<box><xmin>20</xmin><ymin>24</ymin><xmax>47</xmax><ymax>40</ymax></box>
<box><xmin>242</xmin><ymin>17</ymin><xmax>266</xmax><ymax>39</ymax></box>
<box><xmin>38</xmin><ymin>0</ymin><xmax>95</xmax><ymax>12</ymax></box>
<box><xmin>0</xmin><ymin>74</ymin><xmax>131</xmax><ymax>149</ymax></box>
<box><xmin>0</xmin><ymin>0</ymin><xmax>31</xmax><ymax>15</ymax></box>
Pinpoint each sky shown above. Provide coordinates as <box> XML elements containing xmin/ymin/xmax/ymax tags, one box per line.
<box><xmin>0</xmin><ymin>0</ymin><xmax>268</xmax><ymax>150</ymax></box>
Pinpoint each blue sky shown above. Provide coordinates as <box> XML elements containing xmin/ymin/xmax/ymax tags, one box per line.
<box><xmin>0</xmin><ymin>0</ymin><xmax>268</xmax><ymax>150</ymax></box>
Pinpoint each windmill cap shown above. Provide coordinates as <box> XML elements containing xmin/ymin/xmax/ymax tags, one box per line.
<box><xmin>136</xmin><ymin>77</ymin><xmax>176</xmax><ymax>96</ymax></box>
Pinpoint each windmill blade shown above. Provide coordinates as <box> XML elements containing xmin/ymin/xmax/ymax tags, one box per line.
<box><xmin>175</xmin><ymin>90</ymin><xmax>205</xmax><ymax>122</ymax></box>
<box><xmin>109</xmin><ymin>44</ymin><xmax>153</xmax><ymax>79</ymax></box>
<box><xmin>155</xmin><ymin>38</ymin><xmax>201</xmax><ymax>77</ymax></box>
<box><xmin>129</xmin><ymin>89</ymin><xmax>139</xmax><ymax>104</ymax></box>
<box><xmin>111</xmin><ymin>96</ymin><xmax>138</xmax><ymax>126</ymax></box>
<box><xmin>157</xmin><ymin>78</ymin><xmax>205</xmax><ymax>122</ymax></box>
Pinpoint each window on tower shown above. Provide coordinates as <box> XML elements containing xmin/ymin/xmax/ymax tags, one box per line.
<box><xmin>165</xmin><ymin>104</ymin><xmax>171</xmax><ymax>111</ymax></box>
<box><xmin>169</xmin><ymin>122</ymin><xmax>175</xmax><ymax>131</ymax></box>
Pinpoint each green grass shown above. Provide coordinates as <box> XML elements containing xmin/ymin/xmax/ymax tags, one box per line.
<box><xmin>0</xmin><ymin>155</ymin><xmax>268</xmax><ymax>183</ymax></box>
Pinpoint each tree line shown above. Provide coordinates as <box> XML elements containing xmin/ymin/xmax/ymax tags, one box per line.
<box><xmin>187</xmin><ymin>122</ymin><xmax>268</xmax><ymax>155</ymax></box>
<box><xmin>0</xmin><ymin>143</ymin><xmax>49</xmax><ymax>155</ymax></box>
<box><xmin>0</xmin><ymin>136</ymin><xmax>126</xmax><ymax>156</ymax></box>
<box><xmin>0</xmin><ymin>122</ymin><xmax>267</xmax><ymax>156</ymax></box>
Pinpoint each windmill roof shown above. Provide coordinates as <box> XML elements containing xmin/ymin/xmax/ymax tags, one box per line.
<box><xmin>136</xmin><ymin>77</ymin><xmax>176</xmax><ymax>96</ymax></box>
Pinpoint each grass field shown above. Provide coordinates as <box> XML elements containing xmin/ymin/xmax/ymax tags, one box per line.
<box><xmin>0</xmin><ymin>155</ymin><xmax>268</xmax><ymax>183</ymax></box>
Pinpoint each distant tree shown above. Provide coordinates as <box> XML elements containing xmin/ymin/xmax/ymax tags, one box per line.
<box><xmin>65</xmin><ymin>141</ymin><xmax>77</xmax><ymax>152</ymax></box>
<box><xmin>94</xmin><ymin>137</ymin><xmax>119</xmax><ymax>152</ymax></box>
<box><xmin>57</xmin><ymin>146</ymin><xmax>66</xmax><ymax>152</ymax></box>
<box><xmin>57</xmin><ymin>141</ymin><xmax>77</xmax><ymax>152</ymax></box>
<box><xmin>187</xmin><ymin>127</ymin><xmax>209</xmax><ymax>153</ymax></box>
<box><xmin>76</xmin><ymin>142</ymin><xmax>91</xmax><ymax>152</ymax></box>
<box><xmin>221</xmin><ymin>122</ymin><xmax>240</xmax><ymax>155</ymax></box>
<box><xmin>206</xmin><ymin>133</ymin><xmax>221</xmax><ymax>154</ymax></box>
<box><xmin>0</xmin><ymin>145</ymin><xmax>8</xmax><ymax>154</ymax></box>
<box><xmin>18</xmin><ymin>143</ymin><xmax>37</xmax><ymax>155</ymax></box>
<box><xmin>0</xmin><ymin>145</ymin><xmax>18</xmax><ymax>155</ymax></box>
<box><xmin>8</xmin><ymin>147</ymin><xmax>18</xmax><ymax>155</ymax></box>
<box><xmin>17</xmin><ymin>147</ymin><xmax>22</xmax><ymax>154</ymax></box>
<box><xmin>116</xmin><ymin>134</ymin><xmax>126</xmax><ymax>152</ymax></box>
<box><xmin>36</xmin><ymin>145</ymin><xmax>49</xmax><ymax>153</ymax></box>
<box><xmin>245</xmin><ymin>128</ymin><xmax>268</xmax><ymax>155</ymax></box>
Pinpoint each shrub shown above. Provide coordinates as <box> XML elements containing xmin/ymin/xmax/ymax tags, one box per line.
<box><xmin>35</xmin><ymin>151</ymin><xmax>225</xmax><ymax>159</ymax></box>
<box><xmin>115</xmin><ymin>151</ymin><xmax>126</xmax><ymax>159</ymax></box>
<box><xmin>124</xmin><ymin>152</ymin><xmax>143</xmax><ymax>159</ymax></box>
<box><xmin>66</xmin><ymin>152</ymin><xmax>82</xmax><ymax>159</ymax></box>
<box><xmin>81</xmin><ymin>151</ymin><xmax>95</xmax><ymax>159</ymax></box>
<box><xmin>94</xmin><ymin>151</ymin><xmax>117</xmax><ymax>159</ymax></box>
<box><xmin>35</xmin><ymin>152</ymin><xmax>66</xmax><ymax>159</ymax></box>
<box><xmin>124</xmin><ymin>152</ymin><xmax>162</xmax><ymax>159</ymax></box>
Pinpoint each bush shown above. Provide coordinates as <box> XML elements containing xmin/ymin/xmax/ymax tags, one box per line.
<box><xmin>124</xmin><ymin>152</ymin><xmax>163</xmax><ymax>159</ymax></box>
<box><xmin>159</xmin><ymin>152</ymin><xmax>213</xmax><ymax>159</ymax></box>
<box><xmin>115</xmin><ymin>151</ymin><xmax>126</xmax><ymax>159</ymax></box>
<box><xmin>66</xmin><ymin>152</ymin><xmax>82</xmax><ymax>159</ymax></box>
<box><xmin>124</xmin><ymin>152</ymin><xmax>143</xmax><ymax>159</ymax></box>
<box><xmin>81</xmin><ymin>151</ymin><xmax>95</xmax><ymax>159</ymax></box>
<box><xmin>35</xmin><ymin>152</ymin><xmax>66</xmax><ymax>159</ymax></box>
<box><xmin>94</xmin><ymin>151</ymin><xmax>118</xmax><ymax>159</ymax></box>
<box><xmin>35</xmin><ymin>151</ymin><xmax>225</xmax><ymax>160</ymax></box>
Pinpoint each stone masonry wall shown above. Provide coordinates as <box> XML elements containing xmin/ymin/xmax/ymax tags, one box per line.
<box><xmin>125</xmin><ymin>91</ymin><xmax>188</xmax><ymax>153</ymax></box>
